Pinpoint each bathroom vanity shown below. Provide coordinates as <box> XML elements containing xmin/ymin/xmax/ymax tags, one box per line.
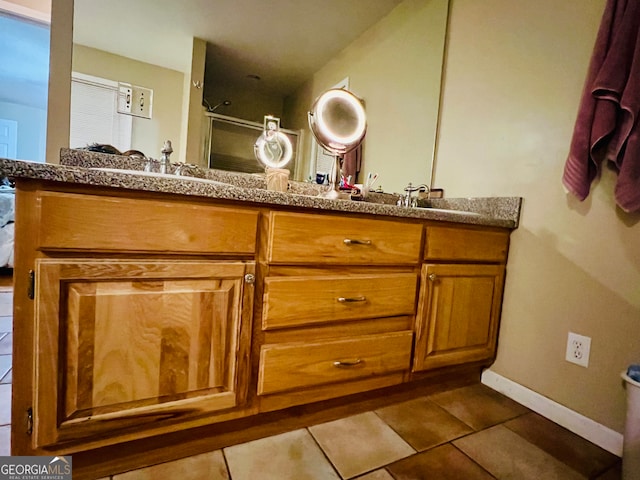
<box><xmin>1</xmin><ymin>155</ymin><xmax>520</xmax><ymax>479</ymax></box>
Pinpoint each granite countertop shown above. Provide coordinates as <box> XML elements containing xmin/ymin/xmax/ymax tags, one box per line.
<box><xmin>0</xmin><ymin>150</ymin><xmax>522</xmax><ymax>229</ymax></box>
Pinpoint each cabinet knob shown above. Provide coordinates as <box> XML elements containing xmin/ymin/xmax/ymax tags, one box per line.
<box><xmin>428</xmin><ymin>273</ymin><xmax>437</xmax><ymax>282</ymax></box>
<box><xmin>343</xmin><ymin>239</ymin><xmax>372</xmax><ymax>246</ymax></box>
<box><xmin>244</xmin><ymin>273</ymin><xmax>255</xmax><ymax>284</ymax></box>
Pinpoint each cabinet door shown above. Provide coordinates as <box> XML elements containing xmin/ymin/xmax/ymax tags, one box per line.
<box><xmin>33</xmin><ymin>259</ymin><xmax>254</xmax><ymax>449</ymax></box>
<box><xmin>413</xmin><ymin>263</ymin><xmax>505</xmax><ymax>371</ymax></box>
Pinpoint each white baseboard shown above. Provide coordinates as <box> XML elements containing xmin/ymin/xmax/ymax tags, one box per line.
<box><xmin>481</xmin><ymin>369</ymin><xmax>623</xmax><ymax>457</ymax></box>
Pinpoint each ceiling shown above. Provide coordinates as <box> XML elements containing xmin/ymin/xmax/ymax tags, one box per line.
<box><xmin>73</xmin><ymin>0</ymin><xmax>405</xmax><ymax>96</ymax></box>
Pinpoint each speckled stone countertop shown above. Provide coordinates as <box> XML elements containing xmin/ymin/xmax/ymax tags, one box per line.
<box><xmin>0</xmin><ymin>150</ymin><xmax>522</xmax><ymax>229</ymax></box>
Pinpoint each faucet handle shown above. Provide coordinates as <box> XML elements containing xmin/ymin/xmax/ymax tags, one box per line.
<box><xmin>404</xmin><ymin>182</ymin><xmax>429</xmax><ymax>194</ymax></box>
<box><xmin>174</xmin><ymin>163</ymin><xmax>198</xmax><ymax>176</ymax></box>
<box><xmin>144</xmin><ymin>158</ymin><xmax>160</xmax><ymax>173</ymax></box>
<box><xmin>161</xmin><ymin>140</ymin><xmax>173</xmax><ymax>156</ymax></box>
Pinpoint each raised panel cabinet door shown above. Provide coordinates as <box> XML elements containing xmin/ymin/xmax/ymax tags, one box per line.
<box><xmin>412</xmin><ymin>263</ymin><xmax>505</xmax><ymax>371</ymax></box>
<box><xmin>32</xmin><ymin>259</ymin><xmax>255</xmax><ymax>449</ymax></box>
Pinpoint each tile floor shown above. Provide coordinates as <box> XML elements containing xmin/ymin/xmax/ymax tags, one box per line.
<box><xmin>0</xmin><ymin>284</ymin><xmax>622</xmax><ymax>479</ymax></box>
<box><xmin>0</xmin><ymin>288</ymin><xmax>12</xmax><ymax>458</ymax></box>
<box><xmin>106</xmin><ymin>383</ymin><xmax>621</xmax><ymax>480</ymax></box>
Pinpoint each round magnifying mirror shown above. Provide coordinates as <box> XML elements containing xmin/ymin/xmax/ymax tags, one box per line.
<box><xmin>254</xmin><ymin>116</ymin><xmax>293</xmax><ymax>169</ymax></box>
<box><xmin>309</xmin><ymin>89</ymin><xmax>367</xmax><ymax>154</ymax></box>
<box><xmin>254</xmin><ymin>131</ymin><xmax>293</xmax><ymax>169</ymax></box>
<box><xmin>308</xmin><ymin>88</ymin><xmax>367</xmax><ymax>198</ymax></box>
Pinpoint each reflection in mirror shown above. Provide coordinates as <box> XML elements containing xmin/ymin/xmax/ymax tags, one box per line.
<box><xmin>71</xmin><ymin>0</ymin><xmax>448</xmax><ymax>194</ymax></box>
<box><xmin>309</xmin><ymin>88</ymin><xmax>367</xmax><ymax>199</ymax></box>
<box><xmin>254</xmin><ymin>116</ymin><xmax>293</xmax><ymax>169</ymax></box>
<box><xmin>205</xmin><ymin>113</ymin><xmax>300</xmax><ymax>176</ymax></box>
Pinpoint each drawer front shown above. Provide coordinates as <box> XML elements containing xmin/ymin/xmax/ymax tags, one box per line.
<box><xmin>258</xmin><ymin>331</ymin><xmax>413</xmax><ymax>395</ymax></box>
<box><xmin>267</xmin><ymin>212</ymin><xmax>422</xmax><ymax>264</ymax></box>
<box><xmin>262</xmin><ymin>273</ymin><xmax>418</xmax><ymax>330</ymax></box>
<box><xmin>38</xmin><ymin>191</ymin><xmax>258</xmax><ymax>254</ymax></box>
<box><xmin>425</xmin><ymin>226</ymin><xmax>509</xmax><ymax>262</ymax></box>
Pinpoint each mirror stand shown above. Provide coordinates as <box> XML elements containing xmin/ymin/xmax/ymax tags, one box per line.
<box><xmin>322</xmin><ymin>155</ymin><xmax>349</xmax><ymax>200</ymax></box>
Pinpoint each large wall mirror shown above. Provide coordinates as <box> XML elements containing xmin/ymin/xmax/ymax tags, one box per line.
<box><xmin>71</xmin><ymin>0</ymin><xmax>448</xmax><ymax>194</ymax></box>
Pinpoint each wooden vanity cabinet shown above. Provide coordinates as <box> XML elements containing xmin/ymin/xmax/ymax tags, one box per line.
<box><xmin>256</xmin><ymin>211</ymin><xmax>423</xmax><ymax>410</ymax></box>
<box><xmin>11</xmin><ymin>179</ymin><xmax>516</xmax><ymax>476</ymax></box>
<box><xmin>412</xmin><ymin>226</ymin><xmax>509</xmax><ymax>371</ymax></box>
<box><xmin>13</xmin><ymin>186</ymin><xmax>259</xmax><ymax>453</ymax></box>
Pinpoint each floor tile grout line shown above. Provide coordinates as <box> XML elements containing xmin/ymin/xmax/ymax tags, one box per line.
<box><xmin>370</xmin><ymin>408</ymin><xmax>419</xmax><ymax>453</ymax></box>
<box><xmin>219</xmin><ymin>447</ymin><xmax>233</xmax><ymax>480</ymax></box>
<box><xmin>449</xmin><ymin>442</ymin><xmax>499</xmax><ymax>480</ymax></box>
<box><xmin>369</xmin><ymin>393</ymin><xmax>498</xmax><ymax>456</ymax></box>
<box><xmin>454</xmin><ymin>422</ymin><xmax>613</xmax><ymax>480</ymax></box>
<box><xmin>305</xmin><ymin>426</ymin><xmax>349</xmax><ymax>479</ymax></box>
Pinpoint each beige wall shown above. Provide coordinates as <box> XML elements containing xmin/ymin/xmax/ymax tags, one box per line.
<box><xmin>286</xmin><ymin>0</ymin><xmax>448</xmax><ymax>190</ymax></box>
<box><xmin>205</xmin><ymin>84</ymin><xmax>285</xmax><ymax>124</ymax></box>
<box><xmin>436</xmin><ymin>0</ymin><xmax>640</xmax><ymax>433</ymax></box>
<box><xmin>72</xmin><ymin>44</ymin><xmax>185</xmax><ymax>160</ymax></box>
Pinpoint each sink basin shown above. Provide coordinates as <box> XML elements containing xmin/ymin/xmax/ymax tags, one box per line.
<box><xmin>92</xmin><ymin>168</ymin><xmax>230</xmax><ymax>186</ymax></box>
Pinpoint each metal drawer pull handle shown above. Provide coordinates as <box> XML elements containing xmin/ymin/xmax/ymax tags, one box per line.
<box><xmin>333</xmin><ymin>359</ymin><xmax>363</xmax><ymax>368</ymax></box>
<box><xmin>337</xmin><ymin>296</ymin><xmax>367</xmax><ymax>303</ymax></box>
<box><xmin>343</xmin><ymin>239</ymin><xmax>372</xmax><ymax>246</ymax></box>
<box><xmin>428</xmin><ymin>273</ymin><xmax>437</xmax><ymax>282</ymax></box>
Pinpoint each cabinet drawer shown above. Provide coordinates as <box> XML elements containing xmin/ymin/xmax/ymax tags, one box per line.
<box><xmin>425</xmin><ymin>226</ymin><xmax>509</xmax><ymax>262</ymax></box>
<box><xmin>258</xmin><ymin>331</ymin><xmax>413</xmax><ymax>395</ymax></box>
<box><xmin>266</xmin><ymin>212</ymin><xmax>422</xmax><ymax>264</ymax></box>
<box><xmin>37</xmin><ymin>191</ymin><xmax>258</xmax><ymax>254</ymax></box>
<box><xmin>262</xmin><ymin>273</ymin><xmax>418</xmax><ymax>330</ymax></box>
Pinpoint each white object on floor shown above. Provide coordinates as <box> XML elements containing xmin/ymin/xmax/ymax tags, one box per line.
<box><xmin>621</xmin><ymin>371</ymin><xmax>640</xmax><ymax>480</ymax></box>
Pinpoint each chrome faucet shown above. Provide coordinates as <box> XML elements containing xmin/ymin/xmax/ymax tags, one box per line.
<box><xmin>159</xmin><ymin>140</ymin><xmax>173</xmax><ymax>174</ymax></box>
<box><xmin>397</xmin><ymin>182</ymin><xmax>429</xmax><ymax>208</ymax></box>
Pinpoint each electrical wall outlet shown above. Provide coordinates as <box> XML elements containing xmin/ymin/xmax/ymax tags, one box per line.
<box><xmin>565</xmin><ymin>332</ymin><xmax>591</xmax><ymax>367</ymax></box>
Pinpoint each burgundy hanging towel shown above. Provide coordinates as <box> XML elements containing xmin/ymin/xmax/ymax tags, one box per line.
<box><xmin>563</xmin><ymin>0</ymin><xmax>640</xmax><ymax>212</ymax></box>
<box><xmin>341</xmin><ymin>143</ymin><xmax>362</xmax><ymax>183</ymax></box>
